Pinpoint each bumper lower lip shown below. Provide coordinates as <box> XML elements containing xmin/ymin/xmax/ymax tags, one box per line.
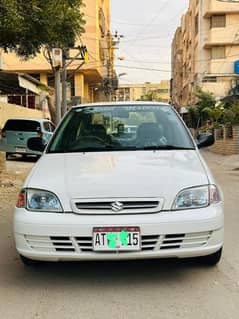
<box><xmin>16</xmin><ymin>242</ymin><xmax>223</xmax><ymax>262</ymax></box>
<box><xmin>14</xmin><ymin>205</ymin><xmax>224</xmax><ymax>262</ymax></box>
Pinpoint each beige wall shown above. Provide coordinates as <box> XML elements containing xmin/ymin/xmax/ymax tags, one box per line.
<box><xmin>0</xmin><ymin>102</ymin><xmax>45</xmax><ymax>129</ymax></box>
<box><xmin>203</xmin><ymin>0</ymin><xmax>239</xmax><ymax>16</ymax></box>
<box><xmin>116</xmin><ymin>81</ymin><xmax>170</xmax><ymax>102</ymax></box>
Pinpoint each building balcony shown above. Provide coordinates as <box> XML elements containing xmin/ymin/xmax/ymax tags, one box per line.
<box><xmin>209</xmin><ymin>60</ymin><xmax>236</xmax><ymax>75</ymax></box>
<box><xmin>203</xmin><ymin>26</ymin><xmax>239</xmax><ymax>47</ymax></box>
<box><xmin>202</xmin><ymin>81</ymin><xmax>231</xmax><ymax>98</ymax></box>
<box><xmin>203</xmin><ymin>0</ymin><xmax>239</xmax><ymax>17</ymax></box>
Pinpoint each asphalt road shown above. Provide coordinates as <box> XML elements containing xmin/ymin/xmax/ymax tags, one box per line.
<box><xmin>0</xmin><ymin>151</ymin><xmax>239</xmax><ymax>319</ymax></box>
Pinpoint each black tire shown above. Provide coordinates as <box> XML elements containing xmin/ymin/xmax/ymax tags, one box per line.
<box><xmin>6</xmin><ymin>152</ymin><xmax>11</xmax><ymax>160</ymax></box>
<box><xmin>21</xmin><ymin>154</ymin><xmax>28</xmax><ymax>160</ymax></box>
<box><xmin>199</xmin><ymin>248</ymin><xmax>222</xmax><ymax>266</ymax></box>
<box><xmin>20</xmin><ymin>254</ymin><xmax>41</xmax><ymax>266</ymax></box>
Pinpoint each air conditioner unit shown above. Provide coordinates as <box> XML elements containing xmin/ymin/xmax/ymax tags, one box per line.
<box><xmin>52</xmin><ymin>48</ymin><xmax>62</xmax><ymax>68</ymax></box>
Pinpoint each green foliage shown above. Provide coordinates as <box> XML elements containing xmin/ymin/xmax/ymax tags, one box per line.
<box><xmin>222</xmin><ymin>109</ymin><xmax>234</xmax><ymax>124</ymax></box>
<box><xmin>0</xmin><ymin>0</ymin><xmax>85</xmax><ymax>58</ymax></box>
<box><xmin>231</xmin><ymin>105</ymin><xmax>239</xmax><ymax>124</ymax></box>
<box><xmin>195</xmin><ymin>86</ymin><xmax>215</xmax><ymax>109</ymax></box>
<box><xmin>140</xmin><ymin>90</ymin><xmax>166</xmax><ymax>102</ymax></box>
<box><xmin>187</xmin><ymin>87</ymin><xmax>216</xmax><ymax>128</ymax></box>
<box><xmin>140</xmin><ymin>91</ymin><xmax>153</xmax><ymax>101</ymax></box>
<box><xmin>202</xmin><ymin>105</ymin><xmax>224</xmax><ymax>123</ymax></box>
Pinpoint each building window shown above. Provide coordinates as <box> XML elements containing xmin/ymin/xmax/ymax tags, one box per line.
<box><xmin>202</xmin><ymin>77</ymin><xmax>217</xmax><ymax>83</ymax></box>
<box><xmin>125</xmin><ymin>88</ymin><xmax>130</xmax><ymax>94</ymax></box>
<box><xmin>158</xmin><ymin>89</ymin><xmax>169</xmax><ymax>93</ymax></box>
<box><xmin>211</xmin><ymin>46</ymin><xmax>225</xmax><ymax>59</ymax></box>
<box><xmin>210</xmin><ymin>15</ymin><xmax>226</xmax><ymax>28</ymax></box>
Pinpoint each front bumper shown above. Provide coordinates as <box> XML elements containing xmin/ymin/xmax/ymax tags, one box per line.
<box><xmin>14</xmin><ymin>205</ymin><xmax>224</xmax><ymax>261</ymax></box>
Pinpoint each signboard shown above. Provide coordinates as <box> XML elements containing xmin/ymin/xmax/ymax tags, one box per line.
<box><xmin>18</xmin><ymin>76</ymin><xmax>41</xmax><ymax>95</ymax></box>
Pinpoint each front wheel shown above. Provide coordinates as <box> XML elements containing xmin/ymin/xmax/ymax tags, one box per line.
<box><xmin>6</xmin><ymin>152</ymin><xmax>12</xmax><ymax>160</ymax></box>
<box><xmin>199</xmin><ymin>248</ymin><xmax>222</xmax><ymax>266</ymax></box>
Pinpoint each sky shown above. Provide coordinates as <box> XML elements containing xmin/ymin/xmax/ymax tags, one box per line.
<box><xmin>111</xmin><ymin>0</ymin><xmax>189</xmax><ymax>84</ymax></box>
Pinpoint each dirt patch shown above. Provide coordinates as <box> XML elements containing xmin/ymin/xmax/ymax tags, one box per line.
<box><xmin>0</xmin><ymin>161</ymin><xmax>34</xmax><ymax>209</ymax></box>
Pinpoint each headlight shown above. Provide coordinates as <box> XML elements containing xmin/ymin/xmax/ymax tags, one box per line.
<box><xmin>23</xmin><ymin>189</ymin><xmax>63</xmax><ymax>212</ymax></box>
<box><xmin>172</xmin><ymin>185</ymin><xmax>221</xmax><ymax>210</ymax></box>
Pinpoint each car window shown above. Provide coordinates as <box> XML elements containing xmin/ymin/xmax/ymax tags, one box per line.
<box><xmin>43</xmin><ymin>122</ymin><xmax>50</xmax><ymax>132</ymax></box>
<box><xmin>3</xmin><ymin>120</ymin><xmax>41</xmax><ymax>132</ymax></box>
<box><xmin>47</xmin><ymin>105</ymin><xmax>195</xmax><ymax>153</ymax></box>
<box><xmin>49</xmin><ymin>123</ymin><xmax>55</xmax><ymax>132</ymax></box>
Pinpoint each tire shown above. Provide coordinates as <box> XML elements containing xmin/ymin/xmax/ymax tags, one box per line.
<box><xmin>6</xmin><ymin>152</ymin><xmax>11</xmax><ymax>160</ymax></box>
<box><xmin>20</xmin><ymin>254</ymin><xmax>41</xmax><ymax>266</ymax></box>
<box><xmin>199</xmin><ymin>248</ymin><xmax>222</xmax><ymax>266</ymax></box>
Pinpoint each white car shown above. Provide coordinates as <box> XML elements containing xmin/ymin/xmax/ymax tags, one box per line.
<box><xmin>14</xmin><ymin>102</ymin><xmax>224</xmax><ymax>266</ymax></box>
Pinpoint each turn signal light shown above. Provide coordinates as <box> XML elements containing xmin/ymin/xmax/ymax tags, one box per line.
<box><xmin>16</xmin><ymin>190</ymin><xmax>26</xmax><ymax>208</ymax></box>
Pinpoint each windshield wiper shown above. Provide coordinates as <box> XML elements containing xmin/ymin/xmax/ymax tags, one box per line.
<box><xmin>141</xmin><ymin>145</ymin><xmax>195</xmax><ymax>150</ymax></box>
<box><xmin>64</xmin><ymin>145</ymin><xmax>138</xmax><ymax>152</ymax></box>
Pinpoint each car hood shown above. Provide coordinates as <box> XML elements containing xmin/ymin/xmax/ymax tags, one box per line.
<box><xmin>26</xmin><ymin>150</ymin><xmax>209</xmax><ymax>210</ymax></box>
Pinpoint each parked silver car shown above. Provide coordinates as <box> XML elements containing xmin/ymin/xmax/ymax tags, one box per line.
<box><xmin>0</xmin><ymin>118</ymin><xmax>55</xmax><ymax>159</ymax></box>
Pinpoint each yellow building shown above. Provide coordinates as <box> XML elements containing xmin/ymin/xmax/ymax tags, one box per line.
<box><xmin>116</xmin><ymin>81</ymin><xmax>170</xmax><ymax>103</ymax></box>
<box><xmin>0</xmin><ymin>0</ymin><xmax>113</xmax><ymax>105</ymax></box>
<box><xmin>171</xmin><ymin>0</ymin><xmax>239</xmax><ymax>108</ymax></box>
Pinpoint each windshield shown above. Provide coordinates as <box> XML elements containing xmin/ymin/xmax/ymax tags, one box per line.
<box><xmin>47</xmin><ymin>104</ymin><xmax>195</xmax><ymax>153</ymax></box>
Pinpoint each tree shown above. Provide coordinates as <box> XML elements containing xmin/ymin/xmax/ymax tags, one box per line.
<box><xmin>0</xmin><ymin>0</ymin><xmax>85</xmax><ymax>121</ymax></box>
<box><xmin>0</xmin><ymin>0</ymin><xmax>85</xmax><ymax>58</ymax></box>
<box><xmin>140</xmin><ymin>90</ymin><xmax>164</xmax><ymax>102</ymax></box>
<box><xmin>188</xmin><ymin>87</ymin><xmax>216</xmax><ymax>128</ymax></box>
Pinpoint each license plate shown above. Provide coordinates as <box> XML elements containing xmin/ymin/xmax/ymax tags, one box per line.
<box><xmin>16</xmin><ymin>147</ymin><xmax>26</xmax><ymax>153</ymax></box>
<box><xmin>93</xmin><ymin>227</ymin><xmax>141</xmax><ymax>251</ymax></box>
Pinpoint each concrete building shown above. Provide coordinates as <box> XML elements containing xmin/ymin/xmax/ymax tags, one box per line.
<box><xmin>171</xmin><ymin>0</ymin><xmax>239</xmax><ymax>109</ymax></box>
<box><xmin>116</xmin><ymin>81</ymin><xmax>170</xmax><ymax>103</ymax></box>
<box><xmin>0</xmin><ymin>0</ymin><xmax>113</xmax><ymax>106</ymax></box>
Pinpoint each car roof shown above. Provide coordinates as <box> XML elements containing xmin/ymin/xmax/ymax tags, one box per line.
<box><xmin>5</xmin><ymin>118</ymin><xmax>51</xmax><ymax>122</ymax></box>
<box><xmin>72</xmin><ymin>101</ymin><xmax>171</xmax><ymax>108</ymax></box>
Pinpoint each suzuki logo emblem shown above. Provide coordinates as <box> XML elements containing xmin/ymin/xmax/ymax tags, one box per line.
<box><xmin>111</xmin><ymin>201</ymin><xmax>124</xmax><ymax>212</ymax></box>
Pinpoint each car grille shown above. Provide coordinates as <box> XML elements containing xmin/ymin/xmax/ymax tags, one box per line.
<box><xmin>72</xmin><ymin>198</ymin><xmax>163</xmax><ymax>215</ymax></box>
<box><xmin>25</xmin><ymin>231</ymin><xmax>211</xmax><ymax>254</ymax></box>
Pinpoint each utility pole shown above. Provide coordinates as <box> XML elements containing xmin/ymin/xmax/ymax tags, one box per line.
<box><xmin>61</xmin><ymin>49</ymin><xmax>69</xmax><ymax>116</ymax></box>
<box><xmin>55</xmin><ymin>66</ymin><xmax>61</xmax><ymax>124</ymax></box>
<box><xmin>106</xmin><ymin>31</ymin><xmax>113</xmax><ymax>102</ymax></box>
<box><xmin>61</xmin><ymin>45</ymin><xmax>88</xmax><ymax>117</ymax></box>
<box><xmin>105</xmin><ymin>31</ymin><xmax>123</xmax><ymax>101</ymax></box>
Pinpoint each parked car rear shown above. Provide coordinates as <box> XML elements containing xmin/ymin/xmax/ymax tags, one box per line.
<box><xmin>0</xmin><ymin>118</ymin><xmax>55</xmax><ymax>158</ymax></box>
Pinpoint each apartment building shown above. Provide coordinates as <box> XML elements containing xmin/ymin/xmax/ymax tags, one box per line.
<box><xmin>171</xmin><ymin>0</ymin><xmax>239</xmax><ymax>108</ymax></box>
<box><xmin>0</xmin><ymin>0</ymin><xmax>113</xmax><ymax>107</ymax></box>
<box><xmin>116</xmin><ymin>81</ymin><xmax>170</xmax><ymax>103</ymax></box>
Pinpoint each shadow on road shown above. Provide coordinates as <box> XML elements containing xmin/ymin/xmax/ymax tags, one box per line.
<box><xmin>9</xmin><ymin>257</ymin><xmax>213</xmax><ymax>290</ymax></box>
<box><xmin>6</xmin><ymin>155</ymin><xmax>39</xmax><ymax>163</ymax></box>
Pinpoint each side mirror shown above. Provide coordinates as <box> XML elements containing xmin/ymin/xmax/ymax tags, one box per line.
<box><xmin>27</xmin><ymin>137</ymin><xmax>46</xmax><ymax>153</ymax></box>
<box><xmin>197</xmin><ymin>133</ymin><xmax>215</xmax><ymax>149</ymax></box>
